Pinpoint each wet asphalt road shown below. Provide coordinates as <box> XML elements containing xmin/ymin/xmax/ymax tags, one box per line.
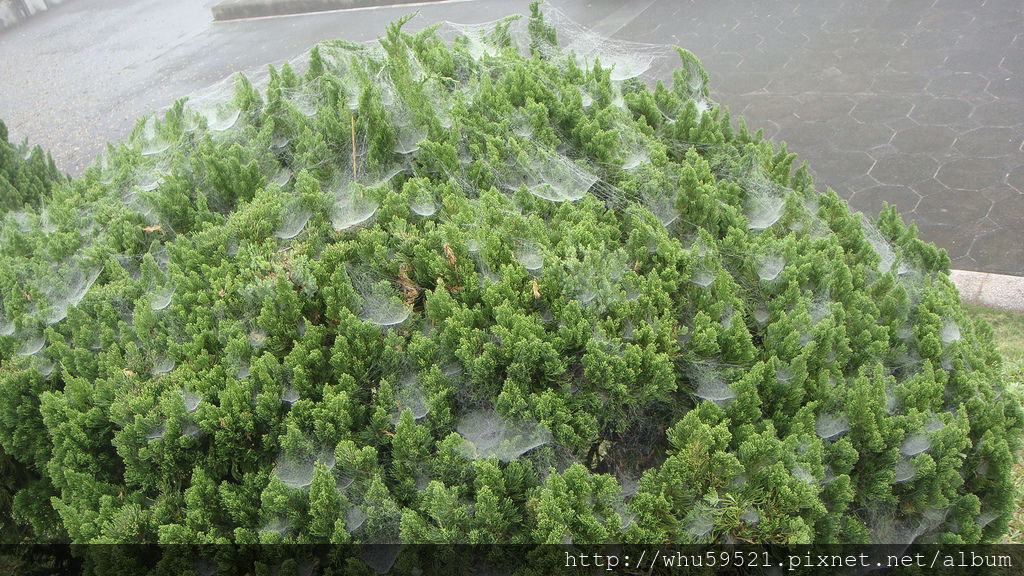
<box><xmin>1</xmin><ymin>0</ymin><xmax>1022</xmax><ymax>274</ymax></box>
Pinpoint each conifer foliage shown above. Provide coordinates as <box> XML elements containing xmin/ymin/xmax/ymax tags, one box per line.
<box><xmin>0</xmin><ymin>119</ymin><xmax>65</xmax><ymax>213</ymax></box>
<box><xmin>0</xmin><ymin>4</ymin><xmax>1020</xmax><ymax>547</ymax></box>
<box><xmin>0</xmin><ymin>120</ymin><xmax>66</xmax><ymax>543</ymax></box>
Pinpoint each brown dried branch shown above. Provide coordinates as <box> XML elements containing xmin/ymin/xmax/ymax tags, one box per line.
<box><xmin>398</xmin><ymin>262</ymin><xmax>419</xmax><ymax>305</ymax></box>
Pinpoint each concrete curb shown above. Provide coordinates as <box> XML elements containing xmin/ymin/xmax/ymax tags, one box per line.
<box><xmin>212</xmin><ymin>0</ymin><xmax>448</xmax><ymax>21</ymax></box>
<box><xmin>951</xmin><ymin>269</ymin><xmax>1024</xmax><ymax>314</ymax></box>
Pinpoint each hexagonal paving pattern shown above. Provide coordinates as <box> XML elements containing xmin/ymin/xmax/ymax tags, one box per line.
<box><xmin>851</xmin><ymin>185</ymin><xmax>921</xmax><ymax>216</ymax></box>
<box><xmin>907</xmin><ymin>97</ymin><xmax>975</xmax><ymax>127</ymax></box>
<box><xmin>850</xmin><ymin>96</ymin><xmax>914</xmax><ymax>124</ymax></box>
<box><xmin>986</xmin><ymin>75</ymin><xmax>1024</xmax><ymax>100</ymax></box>
<box><xmin>970</xmin><ymin>99</ymin><xmax>1024</xmax><ymax>127</ymax></box>
<box><xmin>936</xmin><ymin>158</ymin><xmax>1008</xmax><ymax>191</ymax></box>
<box><xmin>954</xmin><ymin>127</ymin><xmax>1023</xmax><ymax>158</ymax></box>
<box><xmin>914</xmin><ymin>187</ymin><xmax>992</xmax><ymax>224</ymax></box>
<box><xmin>979</xmin><ymin>184</ymin><xmax>1018</xmax><ymax>204</ymax></box>
<box><xmin>693</xmin><ymin>0</ymin><xmax>1024</xmax><ymax>274</ymax></box>
<box><xmin>925</xmin><ymin>72</ymin><xmax>991</xmax><ymax>99</ymax></box>
<box><xmin>805</xmin><ymin>151</ymin><xmax>877</xmax><ymax>195</ymax></box>
<box><xmin>972</xmin><ymin>229</ymin><xmax>1024</xmax><ymax>272</ymax></box>
<box><xmin>890</xmin><ymin>125</ymin><xmax>957</xmax><ymax>154</ymax></box>
<box><xmin>1009</xmin><ymin>166</ymin><xmax>1024</xmax><ymax>194</ymax></box>
<box><xmin>827</xmin><ymin>118</ymin><xmax>895</xmax><ymax>153</ymax></box>
<box><xmin>989</xmin><ymin>196</ymin><xmax>1024</xmax><ymax>230</ymax></box>
<box><xmin>869</xmin><ymin>154</ymin><xmax>939</xmax><ymax>186</ymax></box>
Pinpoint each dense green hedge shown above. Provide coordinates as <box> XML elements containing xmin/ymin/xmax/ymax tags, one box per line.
<box><xmin>0</xmin><ymin>5</ymin><xmax>1020</xmax><ymax>546</ymax></box>
<box><xmin>0</xmin><ymin>118</ymin><xmax>66</xmax><ymax>543</ymax></box>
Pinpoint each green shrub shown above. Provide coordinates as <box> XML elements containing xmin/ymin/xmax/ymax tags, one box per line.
<box><xmin>0</xmin><ymin>118</ymin><xmax>65</xmax><ymax>213</ymax></box>
<box><xmin>0</xmin><ymin>119</ymin><xmax>66</xmax><ymax>543</ymax></box>
<box><xmin>0</xmin><ymin>5</ymin><xmax>1019</xmax><ymax>545</ymax></box>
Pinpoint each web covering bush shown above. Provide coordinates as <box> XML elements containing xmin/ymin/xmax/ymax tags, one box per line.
<box><xmin>0</xmin><ymin>119</ymin><xmax>67</xmax><ymax>543</ymax></box>
<box><xmin>0</xmin><ymin>4</ymin><xmax>1020</xmax><ymax>547</ymax></box>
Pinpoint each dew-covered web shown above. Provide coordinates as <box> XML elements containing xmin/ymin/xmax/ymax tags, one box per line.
<box><xmin>276</xmin><ymin>196</ymin><xmax>312</xmax><ymax>240</ymax></box>
<box><xmin>390</xmin><ymin>98</ymin><xmax>426</xmax><ymax>156</ymax></box>
<box><xmin>740</xmin><ymin>156</ymin><xmax>786</xmax><ymax>232</ymax></box>
<box><xmin>274</xmin><ymin>440</ymin><xmax>336</xmax><ymax>490</ymax></box>
<box><xmin>346</xmin><ymin>506</ymin><xmax>367</xmax><ymax>532</ymax></box>
<box><xmin>281</xmin><ymin>85</ymin><xmax>319</xmax><ymax>118</ymax></box>
<box><xmin>900</xmin><ymin>430</ymin><xmax>932</xmax><ymax>457</ymax></box>
<box><xmin>792</xmin><ymin>464</ymin><xmax>815</xmax><ymax>484</ymax></box>
<box><xmin>688</xmin><ymin>361</ymin><xmax>736</xmax><ymax>404</ymax></box>
<box><xmin>181</xmin><ymin>388</ymin><xmax>202</xmax><ymax>413</ymax></box>
<box><xmin>685</xmin><ymin>510</ymin><xmax>715</xmax><ymax>540</ymax></box>
<box><xmin>408</xmin><ymin>186</ymin><xmax>437</xmax><ymax>217</ymax></box>
<box><xmin>150</xmin><ymin>284</ymin><xmax>175</xmax><ymax>311</ymax></box>
<box><xmin>146</xmin><ymin>423</ymin><xmax>166</xmax><ymax>442</ymax></box>
<box><xmin>389</xmin><ymin>372</ymin><xmax>430</xmax><ymax>425</ymax></box>
<box><xmin>977</xmin><ymin>508</ymin><xmax>1000</xmax><ymax>529</ymax></box>
<box><xmin>439</xmin><ymin>14</ymin><xmax>530</xmax><ymax>61</ymax></box>
<box><xmin>455</xmin><ymin>409</ymin><xmax>552</xmax><ymax>462</ymax></box>
<box><xmin>282</xmin><ymin>387</ymin><xmax>301</xmax><ymax>404</ymax></box>
<box><xmin>643</xmin><ymin>190</ymin><xmax>680</xmax><ymax>228</ymax></box>
<box><xmin>516</xmin><ymin>143</ymin><xmax>598</xmax><ymax>202</ymax></box>
<box><xmin>331</xmin><ymin>180</ymin><xmax>380</xmax><ymax>232</ymax></box>
<box><xmin>861</xmin><ymin>215</ymin><xmax>897</xmax><ymax>274</ymax></box>
<box><xmin>359</xmin><ymin>545</ymin><xmax>401</xmax><ymax>575</ymax></box>
<box><xmin>940</xmin><ymin>319</ymin><xmax>961</xmax><ymax>344</ymax></box>
<box><xmin>186</xmin><ymin>84</ymin><xmax>243</xmax><ymax>134</ymax></box>
<box><xmin>561</xmin><ymin>247</ymin><xmax>630</xmax><ymax>311</ymax></box>
<box><xmin>437</xmin><ymin>4</ymin><xmax>701</xmax><ymax>212</ymax></box>
<box><xmin>346</xmin><ymin>264</ymin><xmax>412</xmax><ymax>327</ymax></box>
<box><xmin>42</xmin><ymin>261</ymin><xmax>102</xmax><ymax>325</ymax></box>
<box><xmin>618</xmin><ymin>125</ymin><xmax>651</xmax><ymax>171</ymax></box>
<box><xmin>527</xmin><ymin>5</ymin><xmax>676</xmax><ymax>83</ymax></box>
<box><xmin>756</xmin><ymin>253</ymin><xmax>786</xmax><ymax>282</ymax></box>
<box><xmin>815</xmin><ymin>412</ymin><xmax>849</xmax><ymax>440</ymax></box>
<box><xmin>151</xmin><ymin>356</ymin><xmax>175</xmax><ymax>377</ymax></box>
<box><xmin>260</xmin><ymin>516</ymin><xmax>291</xmax><ymax>537</ymax></box>
<box><xmin>513</xmin><ymin>240</ymin><xmax>544</xmax><ymax>272</ymax></box>
<box><xmin>134</xmin><ymin>114</ymin><xmax>178</xmax><ymax>159</ymax></box>
<box><xmin>865</xmin><ymin>503</ymin><xmax>950</xmax><ymax>545</ymax></box>
<box><xmin>690</xmin><ymin>266</ymin><xmax>716</xmax><ymax>288</ymax></box>
<box><xmin>17</xmin><ymin>333</ymin><xmax>45</xmax><ymax>357</ymax></box>
<box><xmin>752</xmin><ymin>305</ymin><xmax>770</xmax><ymax>326</ymax></box>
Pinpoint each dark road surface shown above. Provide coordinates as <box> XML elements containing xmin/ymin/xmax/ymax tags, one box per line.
<box><xmin>1</xmin><ymin>0</ymin><xmax>1022</xmax><ymax>273</ymax></box>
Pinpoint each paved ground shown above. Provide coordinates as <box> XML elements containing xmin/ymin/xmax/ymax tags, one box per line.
<box><xmin>1</xmin><ymin>0</ymin><xmax>1022</xmax><ymax>274</ymax></box>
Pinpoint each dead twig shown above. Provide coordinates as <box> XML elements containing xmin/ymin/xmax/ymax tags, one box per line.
<box><xmin>398</xmin><ymin>263</ymin><xmax>419</xmax><ymax>305</ymax></box>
